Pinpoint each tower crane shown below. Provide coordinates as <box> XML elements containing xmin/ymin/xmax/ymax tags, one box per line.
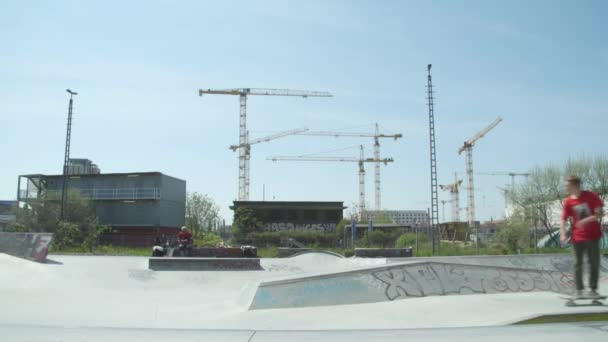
<box><xmin>475</xmin><ymin>172</ymin><xmax>530</xmax><ymax>191</ymax></box>
<box><xmin>439</xmin><ymin>173</ymin><xmax>463</xmax><ymax>222</ymax></box>
<box><xmin>458</xmin><ymin>116</ymin><xmax>503</xmax><ymax>229</ymax></box>
<box><xmin>229</xmin><ymin>127</ymin><xmax>309</xmax><ymax>197</ymax></box>
<box><xmin>440</xmin><ymin>200</ymin><xmax>452</xmax><ymax>223</ymax></box>
<box><xmin>293</xmin><ymin>123</ymin><xmax>402</xmax><ymax>213</ymax></box>
<box><xmin>199</xmin><ymin>88</ymin><xmax>332</xmax><ymax>200</ymax></box>
<box><xmin>267</xmin><ymin>145</ymin><xmax>393</xmax><ymax>217</ymax></box>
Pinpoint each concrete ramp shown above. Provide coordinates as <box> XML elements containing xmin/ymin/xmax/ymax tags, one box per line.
<box><xmin>0</xmin><ymin>232</ymin><xmax>53</xmax><ymax>263</ymax></box>
<box><xmin>387</xmin><ymin>254</ymin><xmax>608</xmax><ymax>273</ymax></box>
<box><xmin>249</xmin><ymin>261</ymin><xmax>576</xmax><ymax>310</ymax></box>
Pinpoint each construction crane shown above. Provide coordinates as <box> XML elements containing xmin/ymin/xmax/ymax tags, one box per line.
<box><xmin>439</xmin><ymin>173</ymin><xmax>463</xmax><ymax>222</ymax></box>
<box><xmin>199</xmin><ymin>88</ymin><xmax>332</xmax><ymax>201</ymax></box>
<box><xmin>458</xmin><ymin>116</ymin><xmax>503</xmax><ymax>229</ymax></box>
<box><xmin>293</xmin><ymin>123</ymin><xmax>402</xmax><ymax>213</ymax></box>
<box><xmin>440</xmin><ymin>200</ymin><xmax>452</xmax><ymax>222</ymax></box>
<box><xmin>267</xmin><ymin>145</ymin><xmax>394</xmax><ymax>217</ymax></box>
<box><xmin>229</xmin><ymin>127</ymin><xmax>309</xmax><ymax>197</ymax></box>
<box><xmin>476</xmin><ymin>172</ymin><xmax>530</xmax><ymax>191</ymax></box>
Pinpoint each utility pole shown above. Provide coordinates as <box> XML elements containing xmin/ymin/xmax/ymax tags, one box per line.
<box><xmin>426</xmin><ymin>64</ymin><xmax>439</xmax><ymax>254</ymax></box>
<box><xmin>61</xmin><ymin>89</ymin><xmax>77</xmax><ymax>220</ymax></box>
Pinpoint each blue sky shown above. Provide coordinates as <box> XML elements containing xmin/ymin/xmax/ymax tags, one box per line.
<box><xmin>1</xmin><ymin>0</ymin><xmax>607</xmax><ymax>223</ymax></box>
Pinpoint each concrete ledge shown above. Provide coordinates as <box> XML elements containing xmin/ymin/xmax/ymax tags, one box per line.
<box><xmin>149</xmin><ymin>257</ymin><xmax>263</xmax><ymax>271</ymax></box>
<box><xmin>355</xmin><ymin>248</ymin><xmax>413</xmax><ymax>258</ymax></box>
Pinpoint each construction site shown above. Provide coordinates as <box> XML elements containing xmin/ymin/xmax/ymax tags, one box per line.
<box><xmin>2</xmin><ymin>2</ymin><xmax>608</xmax><ymax>341</ymax></box>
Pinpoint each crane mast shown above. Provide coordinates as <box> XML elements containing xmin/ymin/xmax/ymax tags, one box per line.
<box><xmin>440</xmin><ymin>173</ymin><xmax>463</xmax><ymax>222</ymax></box>
<box><xmin>358</xmin><ymin>146</ymin><xmax>366</xmax><ymax>215</ymax></box>
<box><xmin>458</xmin><ymin>116</ymin><xmax>502</xmax><ymax>232</ymax></box>
<box><xmin>199</xmin><ymin>87</ymin><xmax>332</xmax><ymax>201</ymax></box>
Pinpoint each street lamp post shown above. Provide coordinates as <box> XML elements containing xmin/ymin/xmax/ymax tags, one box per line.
<box><xmin>60</xmin><ymin>89</ymin><xmax>77</xmax><ymax>220</ymax></box>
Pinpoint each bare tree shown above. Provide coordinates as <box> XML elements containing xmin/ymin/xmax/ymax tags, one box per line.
<box><xmin>509</xmin><ymin>155</ymin><xmax>608</xmax><ymax>246</ymax></box>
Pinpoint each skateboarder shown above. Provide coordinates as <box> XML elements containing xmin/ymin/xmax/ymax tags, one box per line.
<box><xmin>560</xmin><ymin>175</ymin><xmax>604</xmax><ymax>298</ymax></box>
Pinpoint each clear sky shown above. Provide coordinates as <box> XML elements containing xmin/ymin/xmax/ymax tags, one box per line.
<box><xmin>1</xmin><ymin>0</ymin><xmax>607</xmax><ymax>223</ymax></box>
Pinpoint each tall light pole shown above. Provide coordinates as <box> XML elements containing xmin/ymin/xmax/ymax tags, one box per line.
<box><xmin>61</xmin><ymin>89</ymin><xmax>77</xmax><ymax>220</ymax></box>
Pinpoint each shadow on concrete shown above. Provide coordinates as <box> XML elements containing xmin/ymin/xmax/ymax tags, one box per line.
<box><xmin>44</xmin><ymin>259</ymin><xmax>63</xmax><ymax>265</ymax></box>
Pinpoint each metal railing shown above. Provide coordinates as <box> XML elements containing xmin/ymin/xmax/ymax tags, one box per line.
<box><xmin>39</xmin><ymin>188</ymin><xmax>161</xmax><ymax>201</ymax></box>
<box><xmin>80</xmin><ymin>188</ymin><xmax>161</xmax><ymax>200</ymax></box>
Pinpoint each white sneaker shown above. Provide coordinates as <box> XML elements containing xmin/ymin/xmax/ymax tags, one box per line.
<box><xmin>587</xmin><ymin>289</ymin><xmax>601</xmax><ymax>298</ymax></box>
<box><xmin>575</xmin><ymin>290</ymin><xmax>584</xmax><ymax>298</ymax></box>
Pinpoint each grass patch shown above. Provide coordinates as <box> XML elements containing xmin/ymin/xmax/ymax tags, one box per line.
<box><xmin>514</xmin><ymin>312</ymin><xmax>608</xmax><ymax>324</ymax></box>
<box><xmin>257</xmin><ymin>247</ymin><xmax>278</xmax><ymax>258</ymax></box>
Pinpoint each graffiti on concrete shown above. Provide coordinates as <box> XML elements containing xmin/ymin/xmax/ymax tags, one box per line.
<box><xmin>0</xmin><ymin>232</ymin><xmax>53</xmax><ymax>262</ymax></box>
<box><xmin>262</xmin><ymin>222</ymin><xmax>337</xmax><ymax>232</ymax></box>
<box><xmin>372</xmin><ymin>262</ymin><xmax>574</xmax><ymax>300</ymax></box>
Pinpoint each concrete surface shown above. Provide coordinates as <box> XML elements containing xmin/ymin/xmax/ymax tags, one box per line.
<box><xmin>1</xmin><ymin>323</ymin><xmax>608</xmax><ymax>341</ymax></box>
<box><xmin>1</xmin><ymin>252</ymin><xmax>607</xmax><ymax>341</ymax></box>
<box><xmin>149</xmin><ymin>257</ymin><xmax>262</xmax><ymax>271</ymax></box>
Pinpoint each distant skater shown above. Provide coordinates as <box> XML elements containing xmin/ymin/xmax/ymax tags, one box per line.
<box><xmin>177</xmin><ymin>226</ymin><xmax>193</xmax><ymax>257</ymax></box>
<box><xmin>560</xmin><ymin>175</ymin><xmax>604</xmax><ymax>298</ymax></box>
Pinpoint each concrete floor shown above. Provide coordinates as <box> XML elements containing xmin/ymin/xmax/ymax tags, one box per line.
<box><xmin>1</xmin><ymin>253</ymin><xmax>607</xmax><ymax>341</ymax></box>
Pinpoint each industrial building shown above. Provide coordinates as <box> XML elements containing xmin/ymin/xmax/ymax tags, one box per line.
<box><xmin>17</xmin><ymin>170</ymin><xmax>185</xmax><ymax>245</ymax></box>
<box><xmin>231</xmin><ymin>201</ymin><xmax>345</xmax><ymax>232</ymax></box>
<box><xmin>66</xmin><ymin>158</ymin><xmax>100</xmax><ymax>175</ymax></box>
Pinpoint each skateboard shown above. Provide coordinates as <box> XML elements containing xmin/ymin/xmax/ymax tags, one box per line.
<box><xmin>559</xmin><ymin>295</ymin><xmax>607</xmax><ymax>307</ymax></box>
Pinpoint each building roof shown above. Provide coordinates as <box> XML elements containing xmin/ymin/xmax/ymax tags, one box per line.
<box><xmin>355</xmin><ymin>223</ymin><xmax>414</xmax><ymax>228</ymax></box>
<box><xmin>231</xmin><ymin>201</ymin><xmax>346</xmax><ymax>210</ymax></box>
<box><xmin>20</xmin><ymin>172</ymin><xmax>185</xmax><ymax>182</ymax></box>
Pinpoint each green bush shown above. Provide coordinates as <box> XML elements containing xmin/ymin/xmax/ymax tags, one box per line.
<box><xmin>194</xmin><ymin>232</ymin><xmax>224</xmax><ymax>247</ymax></box>
<box><xmin>53</xmin><ymin>221</ymin><xmax>81</xmax><ymax>249</ymax></box>
<box><xmin>395</xmin><ymin>233</ymin><xmax>428</xmax><ymax>249</ymax></box>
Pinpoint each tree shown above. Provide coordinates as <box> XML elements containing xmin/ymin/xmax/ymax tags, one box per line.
<box><xmin>497</xmin><ymin>210</ymin><xmax>531</xmax><ymax>253</ymax></box>
<box><xmin>8</xmin><ymin>190</ymin><xmax>108</xmax><ymax>251</ymax></box>
<box><xmin>232</xmin><ymin>207</ymin><xmax>261</xmax><ymax>243</ymax></box>
<box><xmin>185</xmin><ymin>192</ymin><xmax>220</xmax><ymax>237</ymax></box>
<box><xmin>508</xmin><ymin>155</ymin><xmax>608</xmax><ymax>246</ymax></box>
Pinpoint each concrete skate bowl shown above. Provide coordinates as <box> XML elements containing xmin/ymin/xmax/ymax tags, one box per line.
<box><xmin>288</xmin><ymin>250</ymin><xmax>345</xmax><ymax>258</ymax></box>
<box><xmin>249</xmin><ymin>261</ymin><xmax>578</xmax><ymax>310</ymax></box>
<box><xmin>387</xmin><ymin>254</ymin><xmax>608</xmax><ymax>273</ymax></box>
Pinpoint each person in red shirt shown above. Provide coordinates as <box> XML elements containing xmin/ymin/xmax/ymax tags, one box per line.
<box><xmin>560</xmin><ymin>175</ymin><xmax>604</xmax><ymax>298</ymax></box>
<box><xmin>177</xmin><ymin>226</ymin><xmax>193</xmax><ymax>257</ymax></box>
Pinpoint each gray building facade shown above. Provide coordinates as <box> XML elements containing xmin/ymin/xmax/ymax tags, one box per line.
<box><xmin>18</xmin><ymin>172</ymin><xmax>185</xmax><ymax>233</ymax></box>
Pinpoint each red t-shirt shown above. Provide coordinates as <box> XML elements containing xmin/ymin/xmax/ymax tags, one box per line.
<box><xmin>178</xmin><ymin>230</ymin><xmax>193</xmax><ymax>241</ymax></box>
<box><xmin>562</xmin><ymin>191</ymin><xmax>604</xmax><ymax>242</ymax></box>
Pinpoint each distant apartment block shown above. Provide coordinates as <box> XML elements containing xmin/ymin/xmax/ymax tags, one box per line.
<box><xmin>379</xmin><ymin>210</ymin><xmax>430</xmax><ymax>226</ymax></box>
